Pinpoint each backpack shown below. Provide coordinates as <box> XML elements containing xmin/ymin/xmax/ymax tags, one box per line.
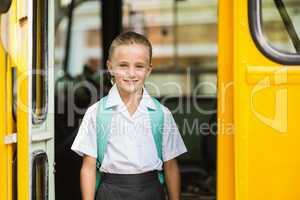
<box><xmin>95</xmin><ymin>96</ymin><xmax>165</xmax><ymax>192</ymax></box>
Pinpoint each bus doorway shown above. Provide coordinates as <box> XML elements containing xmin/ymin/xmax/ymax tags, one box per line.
<box><xmin>54</xmin><ymin>0</ymin><xmax>217</xmax><ymax>199</ymax></box>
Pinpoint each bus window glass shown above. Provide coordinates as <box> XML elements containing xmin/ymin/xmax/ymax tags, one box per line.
<box><xmin>55</xmin><ymin>1</ymin><xmax>102</xmax><ymax>78</ymax></box>
<box><xmin>32</xmin><ymin>0</ymin><xmax>48</xmax><ymax>124</ymax></box>
<box><xmin>261</xmin><ymin>0</ymin><xmax>300</xmax><ymax>54</ymax></box>
<box><xmin>32</xmin><ymin>151</ymin><xmax>48</xmax><ymax>200</ymax></box>
<box><xmin>54</xmin><ymin>18</ymin><xmax>68</xmax><ymax>79</ymax></box>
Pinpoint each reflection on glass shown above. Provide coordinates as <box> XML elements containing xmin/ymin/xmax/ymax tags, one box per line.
<box><xmin>261</xmin><ymin>0</ymin><xmax>300</xmax><ymax>54</ymax></box>
<box><xmin>55</xmin><ymin>1</ymin><xmax>102</xmax><ymax>77</ymax></box>
<box><xmin>32</xmin><ymin>0</ymin><xmax>48</xmax><ymax>124</ymax></box>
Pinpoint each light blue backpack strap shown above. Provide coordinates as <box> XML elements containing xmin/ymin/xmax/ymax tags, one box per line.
<box><xmin>148</xmin><ymin>97</ymin><xmax>165</xmax><ymax>185</ymax></box>
<box><xmin>95</xmin><ymin>96</ymin><xmax>113</xmax><ymax>194</ymax></box>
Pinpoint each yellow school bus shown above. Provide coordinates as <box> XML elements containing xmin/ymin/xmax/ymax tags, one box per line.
<box><xmin>1</xmin><ymin>0</ymin><xmax>300</xmax><ymax>200</ymax></box>
<box><xmin>0</xmin><ymin>0</ymin><xmax>55</xmax><ymax>199</ymax></box>
<box><xmin>218</xmin><ymin>0</ymin><xmax>300</xmax><ymax>200</ymax></box>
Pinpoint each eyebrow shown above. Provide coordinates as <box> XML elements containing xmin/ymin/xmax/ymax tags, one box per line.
<box><xmin>135</xmin><ymin>62</ymin><xmax>147</xmax><ymax>65</ymax></box>
<box><xmin>117</xmin><ymin>61</ymin><xmax>148</xmax><ymax>65</ymax></box>
<box><xmin>118</xmin><ymin>61</ymin><xmax>129</xmax><ymax>64</ymax></box>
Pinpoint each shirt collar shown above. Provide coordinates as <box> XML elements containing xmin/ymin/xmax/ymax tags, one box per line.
<box><xmin>105</xmin><ymin>84</ymin><xmax>156</xmax><ymax>110</ymax></box>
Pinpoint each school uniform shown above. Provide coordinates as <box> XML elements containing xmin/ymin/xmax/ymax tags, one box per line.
<box><xmin>71</xmin><ymin>84</ymin><xmax>187</xmax><ymax>200</ymax></box>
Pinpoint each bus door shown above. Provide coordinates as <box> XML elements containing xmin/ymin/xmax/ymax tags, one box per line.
<box><xmin>219</xmin><ymin>0</ymin><xmax>300</xmax><ymax>200</ymax></box>
<box><xmin>29</xmin><ymin>0</ymin><xmax>55</xmax><ymax>199</ymax></box>
<box><xmin>0</xmin><ymin>0</ymin><xmax>55</xmax><ymax>199</ymax></box>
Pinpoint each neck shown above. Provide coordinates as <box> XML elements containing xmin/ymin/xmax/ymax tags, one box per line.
<box><xmin>117</xmin><ymin>86</ymin><xmax>143</xmax><ymax>107</ymax></box>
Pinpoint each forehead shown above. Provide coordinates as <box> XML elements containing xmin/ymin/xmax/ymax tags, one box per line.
<box><xmin>111</xmin><ymin>44</ymin><xmax>150</xmax><ymax>62</ymax></box>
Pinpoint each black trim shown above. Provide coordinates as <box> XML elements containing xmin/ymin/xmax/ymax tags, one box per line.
<box><xmin>32</xmin><ymin>0</ymin><xmax>49</xmax><ymax>124</ymax></box>
<box><xmin>12</xmin><ymin>146</ymin><xmax>17</xmax><ymax>200</ymax></box>
<box><xmin>12</xmin><ymin>67</ymin><xmax>17</xmax><ymax>122</ymax></box>
<box><xmin>101</xmin><ymin>0</ymin><xmax>122</xmax><ymax>69</ymax></box>
<box><xmin>248</xmin><ymin>0</ymin><xmax>300</xmax><ymax>65</ymax></box>
<box><xmin>101</xmin><ymin>0</ymin><xmax>123</xmax><ymax>87</ymax></box>
<box><xmin>32</xmin><ymin>150</ymin><xmax>49</xmax><ymax>200</ymax></box>
<box><xmin>63</xmin><ymin>0</ymin><xmax>75</xmax><ymax>76</ymax></box>
<box><xmin>0</xmin><ymin>0</ymin><xmax>12</xmax><ymax>14</ymax></box>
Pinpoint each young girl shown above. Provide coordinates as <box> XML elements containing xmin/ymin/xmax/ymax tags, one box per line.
<box><xmin>71</xmin><ymin>31</ymin><xmax>187</xmax><ymax>200</ymax></box>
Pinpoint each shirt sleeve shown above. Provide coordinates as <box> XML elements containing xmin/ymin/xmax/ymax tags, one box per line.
<box><xmin>71</xmin><ymin>103</ymin><xmax>98</xmax><ymax>158</ymax></box>
<box><xmin>162</xmin><ymin>106</ymin><xmax>187</xmax><ymax>162</ymax></box>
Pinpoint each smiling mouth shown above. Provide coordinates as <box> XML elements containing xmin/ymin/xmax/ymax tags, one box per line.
<box><xmin>123</xmin><ymin>79</ymin><xmax>138</xmax><ymax>84</ymax></box>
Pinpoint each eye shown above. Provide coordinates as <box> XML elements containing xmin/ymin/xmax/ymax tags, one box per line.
<box><xmin>119</xmin><ymin>63</ymin><xmax>128</xmax><ymax>68</ymax></box>
<box><xmin>136</xmin><ymin>65</ymin><xmax>145</xmax><ymax>68</ymax></box>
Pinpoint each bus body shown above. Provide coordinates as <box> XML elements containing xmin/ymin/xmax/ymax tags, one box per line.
<box><xmin>0</xmin><ymin>0</ymin><xmax>55</xmax><ymax>199</ymax></box>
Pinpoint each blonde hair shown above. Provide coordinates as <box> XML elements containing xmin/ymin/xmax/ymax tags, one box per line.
<box><xmin>108</xmin><ymin>31</ymin><xmax>152</xmax><ymax>62</ymax></box>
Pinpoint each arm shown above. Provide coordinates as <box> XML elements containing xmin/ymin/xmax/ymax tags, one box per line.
<box><xmin>80</xmin><ymin>155</ymin><xmax>97</xmax><ymax>200</ymax></box>
<box><xmin>164</xmin><ymin>158</ymin><xmax>181</xmax><ymax>200</ymax></box>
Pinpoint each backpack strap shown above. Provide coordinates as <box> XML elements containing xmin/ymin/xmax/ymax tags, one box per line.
<box><xmin>148</xmin><ymin>97</ymin><xmax>165</xmax><ymax>185</ymax></box>
<box><xmin>95</xmin><ymin>96</ymin><xmax>113</xmax><ymax>192</ymax></box>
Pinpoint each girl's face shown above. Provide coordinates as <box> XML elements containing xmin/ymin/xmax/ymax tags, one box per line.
<box><xmin>107</xmin><ymin>44</ymin><xmax>152</xmax><ymax>95</ymax></box>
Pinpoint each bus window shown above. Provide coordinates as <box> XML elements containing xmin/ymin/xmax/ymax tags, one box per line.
<box><xmin>262</xmin><ymin>0</ymin><xmax>300</xmax><ymax>54</ymax></box>
<box><xmin>55</xmin><ymin>1</ymin><xmax>102</xmax><ymax>77</ymax></box>
<box><xmin>32</xmin><ymin>151</ymin><xmax>48</xmax><ymax>200</ymax></box>
<box><xmin>249</xmin><ymin>0</ymin><xmax>300</xmax><ymax>64</ymax></box>
<box><xmin>54</xmin><ymin>17</ymin><xmax>68</xmax><ymax>80</ymax></box>
<box><xmin>32</xmin><ymin>0</ymin><xmax>48</xmax><ymax>124</ymax></box>
<box><xmin>54</xmin><ymin>0</ymin><xmax>103</xmax><ymax>136</ymax></box>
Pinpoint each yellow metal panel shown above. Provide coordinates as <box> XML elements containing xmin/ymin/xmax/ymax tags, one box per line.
<box><xmin>5</xmin><ymin>0</ymin><xmax>30</xmax><ymax>199</ymax></box>
<box><xmin>0</xmin><ymin>23</ymin><xmax>9</xmax><ymax>200</ymax></box>
<box><xmin>0</xmin><ymin>16</ymin><xmax>16</xmax><ymax>200</ymax></box>
<box><xmin>17</xmin><ymin>17</ymin><xmax>29</xmax><ymax>200</ymax></box>
<box><xmin>233</xmin><ymin>0</ymin><xmax>300</xmax><ymax>200</ymax></box>
<box><xmin>4</xmin><ymin>0</ymin><xmax>18</xmax><ymax>65</ymax></box>
<box><xmin>246</xmin><ymin>66</ymin><xmax>300</xmax><ymax>85</ymax></box>
<box><xmin>233</xmin><ymin>1</ymin><xmax>251</xmax><ymax>199</ymax></box>
<box><xmin>217</xmin><ymin>0</ymin><xmax>235</xmax><ymax>200</ymax></box>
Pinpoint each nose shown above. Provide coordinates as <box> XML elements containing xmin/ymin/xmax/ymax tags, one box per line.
<box><xmin>127</xmin><ymin>65</ymin><xmax>136</xmax><ymax>78</ymax></box>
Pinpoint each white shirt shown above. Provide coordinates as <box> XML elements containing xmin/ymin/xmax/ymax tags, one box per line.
<box><xmin>71</xmin><ymin>84</ymin><xmax>187</xmax><ymax>174</ymax></box>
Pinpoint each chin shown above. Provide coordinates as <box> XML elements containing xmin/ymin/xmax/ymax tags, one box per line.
<box><xmin>120</xmin><ymin>85</ymin><xmax>138</xmax><ymax>94</ymax></box>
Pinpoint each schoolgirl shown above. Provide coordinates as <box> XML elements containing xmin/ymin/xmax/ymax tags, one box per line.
<box><xmin>71</xmin><ymin>31</ymin><xmax>187</xmax><ymax>200</ymax></box>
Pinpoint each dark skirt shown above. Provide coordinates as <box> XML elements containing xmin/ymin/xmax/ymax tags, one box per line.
<box><xmin>95</xmin><ymin>171</ymin><xmax>166</xmax><ymax>200</ymax></box>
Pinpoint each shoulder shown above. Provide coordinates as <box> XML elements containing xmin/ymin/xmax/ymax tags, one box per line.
<box><xmin>84</xmin><ymin>95</ymin><xmax>113</xmax><ymax>122</ymax></box>
<box><xmin>81</xmin><ymin>100</ymin><xmax>101</xmax><ymax>124</ymax></box>
<box><xmin>155</xmin><ymin>101</ymin><xmax>173</xmax><ymax>120</ymax></box>
<box><xmin>85</xmin><ymin>101</ymin><xmax>99</xmax><ymax>116</ymax></box>
<box><xmin>156</xmin><ymin>103</ymin><xmax>178</xmax><ymax>127</ymax></box>
<box><xmin>150</xmin><ymin>97</ymin><xmax>172</xmax><ymax>115</ymax></box>
<box><xmin>80</xmin><ymin>100</ymin><xmax>103</xmax><ymax>128</ymax></box>
<box><xmin>160</xmin><ymin>104</ymin><xmax>171</xmax><ymax>115</ymax></box>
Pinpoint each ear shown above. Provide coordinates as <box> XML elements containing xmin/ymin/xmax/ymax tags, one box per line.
<box><xmin>146</xmin><ymin>63</ymin><xmax>153</xmax><ymax>77</ymax></box>
<box><xmin>107</xmin><ymin>60</ymin><xmax>113</xmax><ymax>75</ymax></box>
